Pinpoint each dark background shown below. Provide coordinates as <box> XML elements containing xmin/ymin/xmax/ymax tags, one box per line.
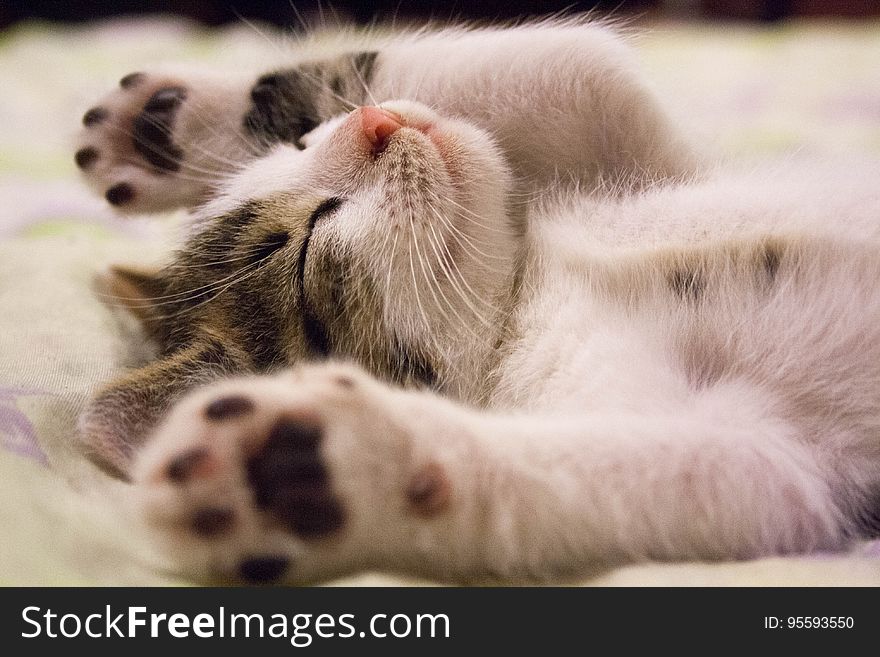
<box><xmin>1</xmin><ymin>1</ymin><xmax>878</xmax><ymax>30</ymax></box>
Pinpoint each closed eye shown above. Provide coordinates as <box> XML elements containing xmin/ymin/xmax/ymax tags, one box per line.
<box><xmin>249</xmin><ymin>231</ymin><xmax>290</xmax><ymax>264</ymax></box>
<box><xmin>299</xmin><ymin>197</ymin><xmax>344</xmax><ymax>273</ymax></box>
<box><xmin>309</xmin><ymin>196</ymin><xmax>344</xmax><ymax>228</ymax></box>
<box><xmin>297</xmin><ymin>197</ymin><xmax>345</xmax><ymax>356</ymax></box>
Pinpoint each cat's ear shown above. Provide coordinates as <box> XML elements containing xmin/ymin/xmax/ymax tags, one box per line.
<box><xmin>78</xmin><ymin>339</ymin><xmax>245</xmax><ymax>479</ymax></box>
<box><xmin>96</xmin><ymin>264</ymin><xmax>168</xmax><ymax>341</ymax></box>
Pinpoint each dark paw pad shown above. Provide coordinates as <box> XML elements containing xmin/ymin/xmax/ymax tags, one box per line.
<box><xmin>75</xmin><ymin>146</ymin><xmax>99</xmax><ymax>170</ymax></box>
<box><xmin>192</xmin><ymin>507</ymin><xmax>235</xmax><ymax>537</ymax></box>
<box><xmin>238</xmin><ymin>555</ymin><xmax>290</xmax><ymax>584</ymax></box>
<box><xmin>132</xmin><ymin>86</ymin><xmax>186</xmax><ymax>173</ymax></box>
<box><xmin>105</xmin><ymin>182</ymin><xmax>134</xmax><ymax>206</ymax></box>
<box><xmin>243</xmin><ymin>70</ymin><xmax>317</xmax><ymax>146</ymax></box>
<box><xmin>82</xmin><ymin>106</ymin><xmax>108</xmax><ymax>127</ymax></box>
<box><xmin>119</xmin><ymin>71</ymin><xmax>146</xmax><ymax>89</ymax></box>
<box><xmin>250</xmin><ymin>74</ymin><xmax>283</xmax><ymax>105</ymax></box>
<box><xmin>246</xmin><ymin>419</ymin><xmax>346</xmax><ymax>538</ymax></box>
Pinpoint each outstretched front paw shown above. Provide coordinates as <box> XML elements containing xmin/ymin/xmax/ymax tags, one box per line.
<box><xmin>132</xmin><ymin>364</ymin><xmax>455</xmax><ymax>584</ymax></box>
<box><xmin>75</xmin><ymin>69</ymin><xmax>254</xmax><ymax>213</ymax></box>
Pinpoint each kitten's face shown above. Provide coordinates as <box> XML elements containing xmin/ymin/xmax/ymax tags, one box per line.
<box><xmin>150</xmin><ymin>101</ymin><xmax>519</xmax><ymax>393</ymax></box>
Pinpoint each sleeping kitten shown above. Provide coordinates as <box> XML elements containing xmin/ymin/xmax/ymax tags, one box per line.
<box><xmin>76</xmin><ymin>19</ymin><xmax>699</xmax><ymax>474</ymax></box>
<box><xmin>75</xmin><ymin>21</ymin><xmax>880</xmax><ymax>583</ymax></box>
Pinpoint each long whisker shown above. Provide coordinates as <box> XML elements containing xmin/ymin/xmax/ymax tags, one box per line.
<box><xmin>417</xmin><ymin>227</ymin><xmax>471</xmax><ymax>383</ymax></box>
<box><xmin>102</xmin><ymin>131</ymin><xmax>240</xmax><ymax>185</ymax></box>
<box><xmin>352</xmin><ymin>56</ymin><xmax>379</xmax><ymax>107</ymax></box>
<box><xmin>428</xmin><ymin>190</ymin><xmax>513</xmax><ymax>235</ymax></box>
<box><xmin>171</xmin><ymin>248</ymin><xmax>284</xmax><ymax>270</ymax></box>
<box><xmin>422</xmin><ymin>212</ymin><xmax>495</xmax><ymax>335</ymax></box>
<box><xmin>234</xmin><ymin>13</ymin><xmax>288</xmax><ymax>58</ymax></box>
<box><xmin>426</xmin><ymin>205</ymin><xmax>503</xmax><ymax>317</ymax></box>
<box><xmin>433</xmin><ymin>206</ymin><xmax>511</xmax><ymax>264</ymax></box>
<box><xmin>182</xmin><ymin>97</ymin><xmax>267</xmax><ymax>160</ymax></box>
<box><xmin>121</xmin><ymin>112</ymin><xmax>254</xmax><ymax>176</ymax></box>
<box><xmin>285</xmin><ymin>0</ymin><xmax>311</xmax><ymax>33</ymax></box>
<box><xmin>98</xmin><ymin>253</ymin><xmax>268</xmax><ymax>306</ymax></box>
<box><xmin>429</xmin><ymin>222</ymin><xmax>502</xmax><ymax>316</ymax></box>
<box><xmin>383</xmin><ymin>229</ymin><xmax>400</xmax><ymax>304</ymax></box>
<box><xmin>410</xmin><ymin>202</ymin><xmax>494</xmax><ymax>351</ymax></box>
<box><xmin>405</xmin><ymin>214</ymin><xmax>434</xmax><ymax>336</ymax></box>
<box><xmin>151</xmin><ymin>258</ymin><xmax>269</xmax><ymax>320</ymax></box>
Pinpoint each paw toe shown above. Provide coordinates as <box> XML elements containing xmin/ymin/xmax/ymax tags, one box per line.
<box><xmin>238</xmin><ymin>555</ymin><xmax>290</xmax><ymax>584</ymax></box>
<box><xmin>82</xmin><ymin>106</ymin><xmax>109</xmax><ymax>127</ymax></box>
<box><xmin>119</xmin><ymin>71</ymin><xmax>146</xmax><ymax>89</ymax></box>
<box><xmin>105</xmin><ymin>182</ymin><xmax>135</xmax><ymax>206</ymax></box>
<box><xmin>74</xmin><ymin>146</ymin><xmax>99</xmax><ymax>170</ymax></box>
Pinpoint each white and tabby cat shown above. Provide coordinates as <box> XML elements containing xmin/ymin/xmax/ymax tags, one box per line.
<box><xmin>75</xmin><ymin>20</ymin><xmax>880</xmax><ymax>583</ymax></box>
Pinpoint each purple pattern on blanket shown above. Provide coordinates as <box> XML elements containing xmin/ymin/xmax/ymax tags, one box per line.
<box><xmin>0</xmin><ymin>387</ymin><xmax>49</xmax><ymax>465</ymax></box>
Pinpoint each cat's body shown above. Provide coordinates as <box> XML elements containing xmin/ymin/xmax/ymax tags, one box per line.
<box><xmin>74</xmin><ymin>20</ymin><xmax>880</xmax><ymax>583</ymax></box>
<box><xmin>488</xmin><ymin>165</ymin><xmax>880</xmax><ymax>563</ymax></box>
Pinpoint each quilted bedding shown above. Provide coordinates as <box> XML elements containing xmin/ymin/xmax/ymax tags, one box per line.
<box><xmin>1</xmin><ymin>17</ymin><xmax>879</xmax><ymax>585</ymax></box>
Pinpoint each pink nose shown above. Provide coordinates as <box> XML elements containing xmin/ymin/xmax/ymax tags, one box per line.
<box><xmin>360</xmin><ymin>106</ymin><xmax>403</xmax><ymax>154</ymax></box>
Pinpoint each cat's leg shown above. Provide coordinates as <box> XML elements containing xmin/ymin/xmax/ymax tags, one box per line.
<box><xmin>74</xmin><ymin>53</ymin><xmax>378</xmax><ymax>214</ymax></box>
<box><xmin>79</xmin><ymin>337</ymin><xmax>253</xmax><ymax>479</ymax></box>
<box><xmin>130</xmin><ymin>363</ymin><xmax>845</xmax><ymax>584</ymax></box>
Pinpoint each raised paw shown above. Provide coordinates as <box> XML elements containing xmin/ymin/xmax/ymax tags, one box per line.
<box><xmin>75</xmin><ymin>69</ymin><xmax>256</xmax><ymax>214</ymax></box>
<box><xmin>131</xmin><ymin>364</ymin><xmax>459</xmax><ymax>584</ymax></box>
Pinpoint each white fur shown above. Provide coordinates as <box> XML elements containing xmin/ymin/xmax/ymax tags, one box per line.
<box><xmin>79</xmin><ymin>19</ymin><xmax>700</xmax><ymax>214</ymax></box>
<box><xmin>83</xmin><ymin>20</ymin><xmax>880</xmax><ymax>581</ymax></box>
